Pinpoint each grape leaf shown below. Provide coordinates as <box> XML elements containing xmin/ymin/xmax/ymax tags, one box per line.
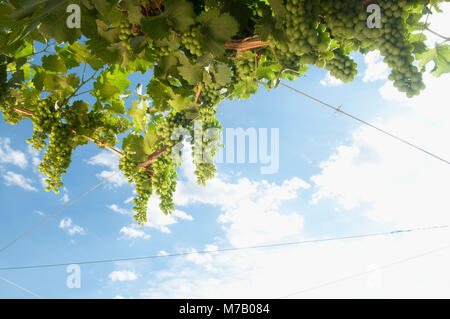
<box><xmin>128</xmin><ymin>100</ymin><xmax>146</xmax><ymax>132</ymax></box>
<box><xmin>106</xmin><ymin>100</ymin><xmax>126</xmax><ymax>114</ymax></box>
<box><xmin>212</xmin><ymin>63</ymin><xmax>232</xmax><ymax>86</ymax></box>
<box><xmin>41</xmin><ymin>55</ymin><xmax>67</xmax><ymax>74</ymax></box>
<box><xmin>178</xmin><ymin>60</ymin><xmax>203</xmax><ymax>85</ymax></box>
<box><xmin>143</xmin><ymin>126</ymin><xmax>158</xmax><ymax>154</ymax></box>
<box><xmin>417</xmin><ymin>44</ymin><xmax>450</xmax><ymax>76</ymax></box>
<box><xmin>268</xmin><ymin>0</ymin><xmax>287</xmax><ymax>19</ymax></box>
<box><xmin>141</xmin><ymin>15</ymin><xmax>170</xmax><ymax>40</ymax></box>
<box><xmin>93</xmin><ymin>66</ymin><xmax>130</xmax><ymax>102</ymax></box>
<box><xmin>164</xmin><ymin>0</ymin><xmax>195</xmax><ymax>32</ymax></box>
<box><xmin>197</xmin><ymin>9</ymin><xmax>239</xmax><ymax>56</ymax></box>
<box><xmin>122</xmin><ymin>0</ymin><xmax>143</xmax><ymax>25</ymax></box>
<box><xmin>38</xmin><ymin>3</ymin><xmax>81</xmax><ymax>44</ymax></box>
<box><xmin>122</xmin><ymin>134</ymin><xmax>147</xmax><ymax>162</ymax></box>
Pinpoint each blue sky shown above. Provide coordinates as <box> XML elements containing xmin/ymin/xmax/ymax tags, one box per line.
<box><xmin>0</xmin><ymin>5</ymin><xmax>449</xmax><ymax>299</ymax></box>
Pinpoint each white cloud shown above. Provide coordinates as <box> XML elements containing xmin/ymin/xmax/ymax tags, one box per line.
<box><xmin>139</xmin><ymin>229</ymin><xmax>450</xmax><ymax>298</ymax></box>
<box><xmin>109</xmin><ymin>270</ymin><xmax>138</xmax><ymax>282</ymax></box>
<box><xmin>60</xmin><ymin>187</ymin><xmax>70</xmax><ymax>203</ymax></box>
<box><xmin>87</xmin><ymin>151</ymin><xmax>127</xmax><ymax>187</ymax></box>
<box><xmin>379</xmin><ymin>80</ymin><xmax>409</xmax><ymax>102</ymax></box>
<box><xmin>27</xmin><ymin>145</ymin><xmax>40</xmax><ymax>168</ymax></box>
<box><xmin>0</xmin><ymin>138</ymin><xmax>27</xmax><ymax>169</ymax></box>
<box><xmin>173</xmin><ymin>151</ymin><xmax>309</xmax><ymax>246</ymax></box>
<box><xmin>87</xmin><ymin>151</ymin><xmax>118</xmax><ymax>169</ymax></box>
<box><xmin>2</xmin><ymin>171</ymin><xmax>37</xmax><ymax>191</ymax></box>
<box><xmin>320</xmin><ymin>72</ymin><xmax>343</xmax><ymax>87</ymax></box>
<box><xmin>143</xmin><ymin>197</ymin><xmax>193</xmax><ymax>233</ymax></box>
<box><xmin>186</xmin><ymin>248</ymin><xmax>213</xmax><ymax>265</ymax></box>
<box><xmin>34</xmin><ymin>210</ymin><xmax>45</xmax><ymax>216</ymax></box>
<box><xmin>119</xmin><ymin>226</ymin><xmax>150</xmax><ymax>240</ymax></box>
<box><xmin>108</xmin><ymin>204</ymin><xmax>132</xmax><ymax>215</ymax></box>
<box><xmin>311</xmin><ymin>70</ymin><xmax>450</xmax><ymax>227</ymax></box>
<box><xmin>158</xmin><ymin>250</ymin><xmax>168</xmax><ymax>256</ymax></box>
<box><xmin>362</xmin><ymin>50</ymin><xmax>389</xmax><ymax>82</ymax></box>
<box><xmin>96</xmin><ymin>170</ymin><xmax>127</xmax><ymax>187</ymax></box>
<box><xmin>59</xmin><ymin>217</ymin><xmax>85</xmax><ymax>236</ymax></box>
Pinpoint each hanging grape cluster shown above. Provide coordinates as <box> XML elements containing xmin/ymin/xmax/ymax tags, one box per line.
<box><xmin>233</xmin><ymin>52</ymin><xmax>256</xmax><ymax>81</ymax></box>
<box><xmin>119</xmin><ymin>18</ymin><xmax>133</xmax><ymax>49</ymax></box>
<box><xmin>119</xmin><ymin>151</ymin><xmax>153</xmax><ymax>225</ymax></box>
<box><xmin>27</xmin><ymin>97</ymin><xmax>76</xmax><ymax>192</ymax></box>
<box><xmin>191</xmin><ymin>106</ymin><xmax>221</xmax><ymax>186</ymax></box>
<box><xmin>379</xmin><ymin>0</ymin><xmax>425</xmax><ymax>97</ymax></box>
<box><xmin>324</xmin><ymin>48</ymin><xmax>358</xmax><ymax>82</ymax></box>
<box><xmin>181</xmin><ymin>24</ymin><xmax>204</xmax><ymax>57</ymax></box>
<box><xmin>0</xmin><ymin>56</ymin><xmax>24</xmax><ymax>124</ymax></box>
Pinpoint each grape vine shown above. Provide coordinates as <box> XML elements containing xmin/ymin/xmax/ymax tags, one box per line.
<box><xmin>0</xmin><ymin>0</ymin><xmax>449</xmax><ymax>225</ymax></box>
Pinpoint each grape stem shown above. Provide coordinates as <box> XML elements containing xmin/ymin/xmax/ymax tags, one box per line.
<box><xmin>137</xmin><ymin>145</ymin><xmax>170</xmax><ymax>168</ymax></box>
<box><xmin>413</xmin><ymin>24</ymin><xmax>450</xmax><ymax>42</ymax></box>
<box><xmin>194</xmin><ymin>83</ymin><xmax>202</xmax><ymax>103</ymax></box>
<box><xmin>12</xmin><ymin>106</ymin><xmax>171</xmax><ymax>168</ymax></box>
<box><xmin>224</xmin><ymin>36</ymin><xmax>270</xmax><ymax>51</ymax></box>
<box><xmin>5</xmin><ymin>0</ymin><xmax>15</xmax><ymax>9</ymax></box>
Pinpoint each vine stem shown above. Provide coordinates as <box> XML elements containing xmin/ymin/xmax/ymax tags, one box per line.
<box><xmin>5</xmin><ymin>0</ymin><xmax>15</xmax><ymax>9</ymax></box>
<box><xmin>194</xmin><ymin>83</ymin><xmax>202</xmax><ymax>103</ymax></box>
<box><xmin>137</xmin><ymin>145</ymin><xmax>170</xmax><ymax>168</ymax></box>
<box><xmin>11</xmin><ymin>106</ymin><xmax>171</xmax><ymax>167</ymax></box>
<box><xmin>415</xmin><ymin>24</ymin><xmax>450</xmax><ymax>42</ymax></box>
<box><xmin>12</xmin><ymin>106</ymin><xmax>123</xmax><ymax>157</ymax></box>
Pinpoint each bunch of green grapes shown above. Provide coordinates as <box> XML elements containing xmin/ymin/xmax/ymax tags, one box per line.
<box><xmin>233</xmin><ymin>52</ymin><xmax>256</xmax><ymax>81</ymax></box>
<box><xmin>0</xmin><ymin>56</ymin><xmax>25</xmax><ymax>124</ymax></box>
<box><xmin>119</xmin><ymin>18</ymin><xmax>132</xmax><ymax>47</ymax></box>
<box><xmin>181</xmin><ymin>24</ymin><xmax>203</xmax><ymax>57</ymax></box>
<box><xmin>39</xmin><ymin>122</ymin><xmax>75</xmax><ymax>192</ymax></box>
<box><xmin>378</xmin><ymin>1</ymin><xmax>424</xmax><ymax>97</ymax></box>
<box><xmin>156</xmin><ymin>45</ymin><xmax>176</xmax><ymax>57</ymax></box>
<box><xmin>282</xmin><ymin>0</ymin><xmax>330</xmax><ymax>54</ymax></box>
<box><xmin>191</xmin><ymin>106</ymin><xmax>221</xmax><ymax>186</ymax></box>
<box><xmin>151</xmin><ymin>153</ymin><xmax>177</xmax><ymax>215</ymax></box>
<box><xmin>119</xmin><ymin>151</ymin><xmax>153</xmax><ymax>225</ymax></box>
<box><xmin>200</xmin><ymin>72</ymin><xmax>225</xmax><ymax>107</ymax></box>
<box><xmin>155</xmin><ymin>111</ymin><xmax>187</xmax><ymax>144</ymax></box>
<box><xmin>147</xmin><ymin>111</ymin><xmax>188</xmax><ymax>214</ymax></box>
<box><xmin>319</xmin><ymin>0</ymin><xmax>376</xmax><ymax>50</ymax></box>
<box><xmin>27</xmin><ymin>98</ymin><xmax>61</xmax><ymax>151</ymax></box>
<box><xmin>324</xmin><ymin>48</ymin><xmax>358</xmax><ymax>82</ymax></box>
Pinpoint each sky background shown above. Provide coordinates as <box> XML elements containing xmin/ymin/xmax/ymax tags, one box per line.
<box><xmin>0</xmin><ymin>5</ymin><xmax>449</xmax><ymax>299</ymax></box>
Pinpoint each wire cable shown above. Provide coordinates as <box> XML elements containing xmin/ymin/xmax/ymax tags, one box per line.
<box><xmin>0</xmin><ymin>275</ymin><xmax>44</xmax><ymax>299</ymax></box>
<box><xmin>280</xmin><ymin>82</ymin><xmax>450</xmax><ymax>166</ymax></box>
<box><xmin>0</xmin><ymin>171</ymin><xmax>120</xmax><ymax>255</ymax></box>
<box><xmin>0</xmin><ymin>225</ymin><xmax>446</xmax><ymax>271</ymax></box>
<box><xmin>278</xmin><ymin>240</ymin><xmax>450</xmax><ymax>298</ymax></box>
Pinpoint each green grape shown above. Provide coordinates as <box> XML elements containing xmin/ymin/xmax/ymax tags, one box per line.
<box><xmin>119</xmin><ymin>151</ymin><xmax>153</xmax><ymax>225</ymax></box>
<box><xmin>181</xmin><ymin>24</ymin><xmax>204</xmax><ymax>57</ymax></box>
<box><xmin>191</xmin><ymin>106</ymin><xmax>221</xmax><ymax>186</ymax></box>
<box><xmin>324</xmin><ymin>48</ymin><xmax>358</xmax><ymax>82</ymax></box>
<box><xmin>119</xmin><ymin>18</ymin><xmax>132</xmax><ymax>49</ymax></box>
<box><xmin>233</xmin><ymin>51</ymin><xmax>256</xmax><ymax>81</ymax></box>
<box><xmin>376</xmin><ymin>0</ymin><xmax>425</xmax><ymax>97</ymax></box>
